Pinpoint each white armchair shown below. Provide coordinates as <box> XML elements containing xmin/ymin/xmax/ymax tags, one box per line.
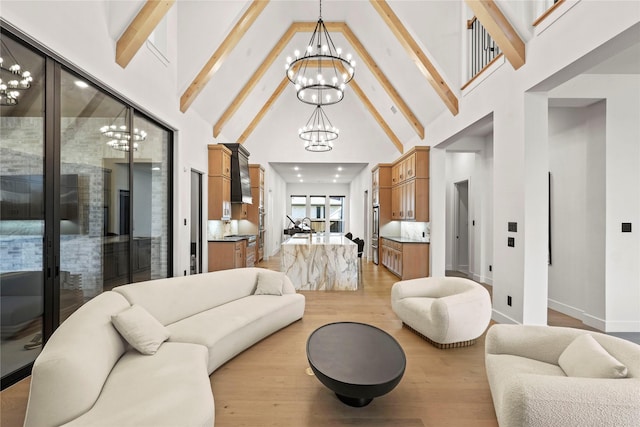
<box><xmin>485</xmin><ymin>324</ymin><xmax>640</xmax><ymax>427</ymax></box>
<box><xmin>391</xmin><ymin>277</ymin><xmax>492</xmax><ymax>348</ymax></box>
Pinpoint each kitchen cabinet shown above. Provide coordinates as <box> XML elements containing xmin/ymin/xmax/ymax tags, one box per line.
<box><xmin>380</xmin><ymin>238</ymin><xmax>429</xmax><ymax>280</ymax></box>
<box><xmin>208</xmin><ymin>240</ymin><xmax>246</xmax><ymax>272</ymax></box>
<box><xmin>208</xmin><ymin>145</ymin><xmax>232</xmax><ymax>220</ymax></box>
<box><xmin>372</xmin><ymin>164</ymin><xmax>392</xmax><ymax>224</ymax></box>
<box><xmin>389</xmin><ymin>147</ymin><xmax>430</xmax><ymax>222</ymax></box>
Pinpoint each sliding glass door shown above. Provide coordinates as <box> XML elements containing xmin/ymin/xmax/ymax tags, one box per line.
<box><xmin>0</xmin><ymin>34</ymin><xmax>46</xmax><ymax>383</ymax></box>
<box><xmin>0</xmin><ymin>26</ymin><xmax>173</xmax><ymax>389</ymax></box>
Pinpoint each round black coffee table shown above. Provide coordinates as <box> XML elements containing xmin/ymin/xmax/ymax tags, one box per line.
<box><xmin>306</xmin><ymin>322</ymin><xmax>406</xmax><ymax>407</ymax></box>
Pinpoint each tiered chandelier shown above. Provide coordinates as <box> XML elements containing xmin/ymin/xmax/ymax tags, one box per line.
<box><xmin>298</xmin><ymin>105</ymin><xmax>339</xmax><ymax>152</ymax></box>
<box><xmin>0</xmin><ymin>40</ymin><xmax>33</xmax><ymax>106</ymax></box>
<box><xmin>100</xmin><ymin>107</ymin><xmax>147</xmax><ymax>152</ymax></box>
<box><xmin>286</xmin><ymin>0</ymin><xmax>355</xmax><ymax>152</ymax></box>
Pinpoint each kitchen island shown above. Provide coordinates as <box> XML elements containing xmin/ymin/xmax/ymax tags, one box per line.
<box><xmin>281</xmin><ymin>233</ymin><xmax>358</xmax><ymax>291</ymax></box>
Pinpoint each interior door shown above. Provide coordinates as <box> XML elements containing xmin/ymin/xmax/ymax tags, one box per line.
<box><xmin>455</xmin><ymin>181</ymin><xmax>469</xmax><ymax>274</ymax></box>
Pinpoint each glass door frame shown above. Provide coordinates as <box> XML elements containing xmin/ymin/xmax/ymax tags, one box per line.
<box><xmin>0</xmin><ymin>20</ymin><xmax>174</xmax><ymax>389</ymax></box>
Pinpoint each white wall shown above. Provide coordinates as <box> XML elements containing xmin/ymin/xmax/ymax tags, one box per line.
<box><xmin>550</xmin><ymin>74</ymin><xmax>640</xmax><ymax>332</ymax></box>
<box><xmin>427</xmin><ymin>1</ymin><xmax>640</xmax><ymax>329</ymax></box>
<box><xmin>444</xmin><ymin>140</ymin><xmax>494</xmax><ymax>285</ymax></box>
<box><xmin>548</xmin><ymin>102</ymin><xmax>606</xmax><ymax>329</ymax></box>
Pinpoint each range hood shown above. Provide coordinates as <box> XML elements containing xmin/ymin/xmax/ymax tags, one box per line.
<box><xmin>222</xmin><ymin>143</ymin><xmax>252</xmax><ymax>204</ymax></box>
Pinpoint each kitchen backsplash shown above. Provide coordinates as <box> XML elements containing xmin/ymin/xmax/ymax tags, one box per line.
<box><xmin>401</xmin><ymin>222</ymin><xmax>430</xmax><ymax>242</ymax></box>
<box><xmin>207</xmin><ymin>220</ymin><xmax>238</xmax><ymax>240</ymax></box>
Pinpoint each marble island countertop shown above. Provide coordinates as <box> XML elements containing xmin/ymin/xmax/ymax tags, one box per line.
<box><xmin>382</xmin><ymin>236</ymin><xmax>430</xmax><ymax>244</ymax></box>
<box><xmin>281</xmin><ymin>233</ymin><xmax>358</xmax><ymax>291</ymax></box>
<box><xmin>283</xmin><ymin>233</ymin><xmax>356</xmax><ymax>246</ymax></box>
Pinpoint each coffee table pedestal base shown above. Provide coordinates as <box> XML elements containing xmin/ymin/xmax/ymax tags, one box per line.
<box><xmin>336</xmin><ymin>393</ymin><xmax>373</xmax><ymax>407</ymax></box>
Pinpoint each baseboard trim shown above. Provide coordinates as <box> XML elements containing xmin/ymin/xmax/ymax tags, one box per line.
<box><xmin>582</xmin><ymin>313</ymin><xmax>606</xmax><ymax>331</ymax></box>
<box><xmin>492</xmin><ymin>309</ymin><xmax>519</xmax><ymax>325</ymax></box>
<box><xmin>604</xmin><ymin>320</ymin><xmax>640</xmax><ymax>333</ymax></box>
<box><xmin>547</xmin><ymin>298</ymin><xmax>583</xmax><ymax>319</ymax></box>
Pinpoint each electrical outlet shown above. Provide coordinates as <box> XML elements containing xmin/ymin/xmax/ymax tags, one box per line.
<box><xmin>184</xmin><ymin>270</ymin><xmax>187</xmax><ymax>276</ymax></box>
<box><xmin>508</xmin><ymin>237</ymin><xmax>515</xmax><ymax>247</ymax></box>
<box><xmin>489</xmin><ymin>265</ymin><xmax>492</xmax><ymax>272</ymax></box>
<box><xmin>622</xmin><ymin>222</ymin><xmax>632</xmax><ymax>232</ymax></box>
<box><xmin>508</xmin><ymin>222</ymin><xmax>517</xmax><ymax>232</ymax></box>
<box><xmin>507</xmin><ymin>296</ymin><xmax>512</xmax><ymax>306</ymax></box>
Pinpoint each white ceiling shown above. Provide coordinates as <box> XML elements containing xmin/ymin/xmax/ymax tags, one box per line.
<box><xmin>176</xmin><ymin>0</ymin><xmax>461</xmax><ymax>181</ymax></box>
<box><xmin>270</xmin><ymin>162</ymin><xmax>368</xmax><ymax>184</ymax></box>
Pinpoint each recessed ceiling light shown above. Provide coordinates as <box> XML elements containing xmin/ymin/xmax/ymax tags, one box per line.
<box><xmin>297</xmin><ymin>173</ymin><xmax>301</xmax><ymax>177</ymax></box>
<box><xmin>333</xmin><ymin>179</ymin><xmax>336</xmax><ymax>183</ymax></box>
<box><xmin>75</xmin><ymin>81</ymin><xmax>89</xmax><ymax>88</ymax></box>
<box><xmin>294</xmin><ymin>166</ymin><xmax>299</xmax><ymax>171</ymax></box>
<box><xmin>299</xmin><ymin>179</ymin><xmax>303</xmax><ymax>182</ymax></box>
<box><xmin>337</xmin><ymin>167</ymin><xmax>343</xmax><ymax>171</ymax></box>
<box><xmin>335</xmin><ymin>174</ymin><xmax>339</xmax><ymax>178</ymax></box>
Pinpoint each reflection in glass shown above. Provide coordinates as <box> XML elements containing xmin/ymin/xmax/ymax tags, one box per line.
<box><xmin>310</xmin><ymin>196</ymin><xmax>326</xmax><ymax>233</ymax></box>
<box><xmin>329</xmin><ymin>196</ymin><xmax>345</xmax><ymax>232</ymax></box>
<box><xmin>132</xmin><ymin>113</ymin><xmax>170</xmax><ymax>282</ymax></box>
<box><xmin>0</xmin><ymin>35</ymin><xmax>45</xmax><ymax>379</ymax></box>
<box><xmin>59</xmin><ymin>69</ymin><xmax>129</xmax><ymax>324</ymax></box>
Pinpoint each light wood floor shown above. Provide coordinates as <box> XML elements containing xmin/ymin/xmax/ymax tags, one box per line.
<box><xmin>0</xmin><ymin>257</ymin><xmax>594</xmax><ymax>427</ymax></box>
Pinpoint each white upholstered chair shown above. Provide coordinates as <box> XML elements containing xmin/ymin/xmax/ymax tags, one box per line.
<box><xmin>391</xmin><ymin>277</ymin><xmax>492</xmax><ymax>348</ymax></box>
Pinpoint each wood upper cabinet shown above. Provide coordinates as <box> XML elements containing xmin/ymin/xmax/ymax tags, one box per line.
<box><xmin>387</xmin><ymin>147</ymin><xmax>430</xmax><ymax>222</ymax></box>
<box><xmin>208</xmin><ymin>176</ymin><xmax>231</xmax><ymax>220</ymax></box>
<box><xmin>208</xmin><ymin>145</ymin><xmax>232</xmax><ymax>220</ymax></box>
<box><xmin>208</xmin><ymin>145</ymin><xmax>231</xmax><ymax>178</ymax></box>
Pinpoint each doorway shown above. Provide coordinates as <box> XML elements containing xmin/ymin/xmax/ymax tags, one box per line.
<box><xmin>363</xmin><ymin>190</ymin><xmax>368</xmax><ymax>259</ymax></box>
<box><xmin>454</xmin><ymin>180</ymin><xmax>469</xmax><ymax>275</ymax></box>
<box><xmin>190</xmin><ymin>170</ymin><xmax>203</xmax><ymax>275</ymax></box>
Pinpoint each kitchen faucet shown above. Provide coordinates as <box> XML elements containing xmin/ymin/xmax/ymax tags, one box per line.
<box><xmin>302</xmin><ymin>217</ymin><xmax>312</xmax><ymax>231</ymax></box>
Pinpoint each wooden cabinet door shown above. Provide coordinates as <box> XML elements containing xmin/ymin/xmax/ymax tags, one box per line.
<box><xmin>404</xmin><ymin>154</ymin><xmax>416</xmax><ymax>180</ymax></box>
<box><xmin>222</xmin><ymin>177</ymin><xmax>231</xmax><ymax>219</ymax></box>
<box><xmin>414</xmin><ymin>178</ymin><xmax>429</xmax><ymax>222</ymax></box>
<box><xmin>405</xmin><ymin>180</ymin><xmax>415</xmax><ymax>220</ymax></box>
<box><xmin>391</xmin><ymin>164</ymin><xmax>400</xmax><ymax>185</ymax></box>
<box><xmin>391</xmin><ymin>186</ymin><xmax>400</xmax><ymax>220</ymax></box>
<box><xmin>234</xmin><ymin>241</ymin><xmax>244</xmax><ymax>268</ymax></box>
<box><xmin>222</xmin><ymin>151</ymin><xmax>231</xmax><ymax>178</ymax></box>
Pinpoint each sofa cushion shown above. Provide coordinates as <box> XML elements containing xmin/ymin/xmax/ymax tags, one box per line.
<box><xmin>113</xmin><ymin>268</ymin><xmax>263</xmax><ymax>325</ymax></box>
<box><xmin>559</xmin><ymin>334</ymin><xmax>628</xmax><ymax>378</ymax></box>
<box><xmin>62</xmin><ymin>342</ymin><xmax>213</xmax><ymax>427</ymax></box>
<box><xmin>254</xmin><ymin>271</ymin><xmax>284</xmax><ymax>296</ymax></box>
<box><xmin>111</xmin><ymin>304</ymin><xmax>170</xmax><ymax>355</ymax></box>
<box><xmin>167</xmin><ymin>293</ymin><xmax>305</xmax><ymax>373</ymax></box>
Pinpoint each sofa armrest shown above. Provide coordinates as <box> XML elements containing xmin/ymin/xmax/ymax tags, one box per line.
<box><xmin>431</xmin><ymin>288</ymin><xmax>492</xmax><ymax>343</ymax></box>
<box><xmin>502</xmin><ymin>374</ymin><xmax>640</xmax><ymax>427</ymax></box>
<box><xmin>485</xmin><ymin>324</ymin><xmax>586</xmax><ymax>365</ymax></box>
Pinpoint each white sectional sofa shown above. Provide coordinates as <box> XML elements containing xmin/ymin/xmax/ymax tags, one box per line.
<box><xmin>485</xmin><ymin>324</ymin><xmax>640</xmax><ymax>427</ymax></box>
<box><xmin>23</xmin><ymin>267</ymin><xmax>305</xmax><ymax>427</ymax></box>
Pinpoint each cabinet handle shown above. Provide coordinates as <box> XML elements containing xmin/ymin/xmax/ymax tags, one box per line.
<box><xmin>408</xmin><ymin>169</ymin><xmax>412</xmax><ymax>176</ymax></box>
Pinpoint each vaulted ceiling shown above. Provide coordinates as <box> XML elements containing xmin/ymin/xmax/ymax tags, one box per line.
<box><xmin>117</xmin><ymin>1</ymin><xmax>469</xmax><ymax>159</ymax></box>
